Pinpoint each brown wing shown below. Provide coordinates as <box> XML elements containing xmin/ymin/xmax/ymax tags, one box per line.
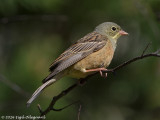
<box><xmin>43</xmin><ymin>32</ymin><xmax>107</xmax><ymax>83</ymax></box>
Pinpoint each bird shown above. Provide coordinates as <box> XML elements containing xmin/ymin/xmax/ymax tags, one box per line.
<box><xmin>27</xmin><ymin>22</ymin><xmax>128</xmax><ymax>107</ymax></box>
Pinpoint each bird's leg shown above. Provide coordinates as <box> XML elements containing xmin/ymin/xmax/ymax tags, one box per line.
<box><xmin>99</xmin><ymin>70</ymin><xmax>103</xmax><ymax>77</ymax></box>
<box><xmin>104</xmin><ymin>72</ymin><xmax>107</xmax><ymax>78</ymax></box>
<box><xmin>85</xmin><ymin>68</ymin><xmax>108</xmax><ymax>78</ymax></box>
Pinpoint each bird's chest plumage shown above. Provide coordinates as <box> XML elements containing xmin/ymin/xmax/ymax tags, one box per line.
<box><xmin>67</xmin><ymin>40</ymin><xmax>115</xmax><ymax>78</ymax></box>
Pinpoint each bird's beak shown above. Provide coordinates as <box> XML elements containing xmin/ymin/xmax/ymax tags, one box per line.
<box><xmin>119</xmin><ymin>30</ymin><xmax>128</xmax><ymax>35</ymax></box>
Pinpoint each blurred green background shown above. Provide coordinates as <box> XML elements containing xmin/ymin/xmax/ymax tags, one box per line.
<box><xmin>0</xmin><ymin>0</ymin><xmax>160</xmax><ymax>120</ymax></box>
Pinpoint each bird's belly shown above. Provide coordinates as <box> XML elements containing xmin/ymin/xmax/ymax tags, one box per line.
<box><xmin>67</xmin><ymin>42</ymin><xmax>114</xmax><ymax>79</ymax></box>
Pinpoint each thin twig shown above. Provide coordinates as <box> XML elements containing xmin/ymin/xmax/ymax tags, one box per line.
<box><xmin>37</xmin><ymin>104</ymin><xmax>43</xmax><ymax>114</ymax></box>
<box><xmin>78</xmin><ymin>105</ymin><xmax>82</xmax><ymax>120</ymax></box>
<box><xmin>141</xmin><ymin>42</ymin><xmax>152</xmax><ymax>56</ymax></box>
<box><xmin>37</xmin><ymin>46</ymin><xmax>160</xmax><ymax>117</ymax></box>
<box><xmin>51</xmin><ymin>100</ymin><xmax>79</xmax><ymax>111</ymax></box>
<box><xmin>0</xmin><ymin>74</ymin><xmax>30</xmax><ymax>98</ymax></box>
<box><xmin>154</xmin><ymin>49</ymin><xmax>160</xmax><ymax>54</ymax></box>
<box><xmin>40</xmin><ymin>83</ymin><xmax>78</xmax><ymax>116</ymax></box>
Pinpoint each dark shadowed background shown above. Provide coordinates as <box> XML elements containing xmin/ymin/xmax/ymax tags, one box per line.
<box><xmin>0</xmin><ymin>0</ymin><xmax>160</xmax><ymax>120</ymax></box>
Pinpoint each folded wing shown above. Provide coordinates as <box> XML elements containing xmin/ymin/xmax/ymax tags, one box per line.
<box><xmin>43</xmin><ymin>32</ymin><xmax>107</xmax><ymax>83</ymax></box>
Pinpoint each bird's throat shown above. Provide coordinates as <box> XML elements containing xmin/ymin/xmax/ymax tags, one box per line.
<box><xmin>109</xmin><ymin>38</ymin><xmax>117</xmax><ymax>51</ymax></box>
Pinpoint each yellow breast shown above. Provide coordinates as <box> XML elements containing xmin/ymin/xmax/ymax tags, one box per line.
<box><xmin>67</xmin><ymin>40</ymin><xmax>114</xmax><ymax>79</ymax></box>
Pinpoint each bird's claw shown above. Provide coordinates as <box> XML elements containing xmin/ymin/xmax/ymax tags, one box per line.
<box><xmin>99</xmin><ymin>70</ymin><xmax>108</xmax><ymax>78</ymax></box>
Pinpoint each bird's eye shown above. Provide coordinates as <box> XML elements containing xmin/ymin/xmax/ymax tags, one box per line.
<box><xmin>111</xmin><ymin>26</ymin><xmax>116</xmax><ymax>31</ymax></box>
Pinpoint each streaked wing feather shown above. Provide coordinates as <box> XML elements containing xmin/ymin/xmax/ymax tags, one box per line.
<box><xmin>43</xmin><ymin>41</ymin><xmax>106</xmax><ymax>83</ymax></box>
<box><xmin>49</xmin><ymin>32</ymin><xmax>103</xmax><ymax>68</ymax></box>
<box><xmin>43</xmin><ymin>32</ymin><xmax>107</xmax><ymax>83</ymax></box>
<box><xmin>49</xmin><ymin>42</ymin><xmax>98</xmax><ymax>71</ymax></box>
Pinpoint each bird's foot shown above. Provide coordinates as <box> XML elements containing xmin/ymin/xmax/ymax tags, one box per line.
<box><xmin>100</xmin><ymin>70</ymin><xmax>108</xmax><ymax>78</ymax></box>
<box><xmin>85</xmin><ymin>68</ymin><xmax>108</xmax><ymax>78</ymax></box>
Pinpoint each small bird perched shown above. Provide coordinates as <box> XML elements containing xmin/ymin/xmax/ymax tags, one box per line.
<box><xmin>27</xmin><ymin>22</ymin><xmax>128</xmax><ymax>107</ymax></box>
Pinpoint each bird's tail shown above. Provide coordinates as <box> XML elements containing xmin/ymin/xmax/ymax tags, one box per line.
<box><xmin>26</xmin><ymin>73</ymin><xmax>63</xmax><ymax>107</ymax></box>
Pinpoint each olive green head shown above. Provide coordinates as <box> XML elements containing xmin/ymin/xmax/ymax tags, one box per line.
<box><xmin>95</xmin><ymin>22</ymin><xmax>128</xmax><ymax>40</ymax></box>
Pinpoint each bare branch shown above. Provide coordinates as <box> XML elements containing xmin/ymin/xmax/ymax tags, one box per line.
<box><xmin>103</xmin><ymin>48</ymin><xmax>160</xmax><ymax>73</ymax></box>
<box><xmin>52</xmin><ymin>101</ymin><xmax>79</xmax><ymax>111</ymax></box>
<box><xmin>0</xmin><ymin>74</ymin><xmax>30</xmax><ymax>98</ymax></box>
<box><xmin>40</xmin><ymin>83</ymin><xmax>78</xmax><ymax>116</ymax></box>
<box><xmin>37</xmin><ymin>46</ymin><xmax>160</xmax><ymax>117</ymax></box>
<box><xmin>154</xmin><ymin>49</ymin><xmax>160</xmax><ymax>54</ymax></box>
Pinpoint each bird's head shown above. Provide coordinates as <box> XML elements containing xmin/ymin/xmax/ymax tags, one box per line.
<box><xmin>95</xmin><ymin>22</ymin><xmax>128</xmax><ymax>40</ymax></box>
